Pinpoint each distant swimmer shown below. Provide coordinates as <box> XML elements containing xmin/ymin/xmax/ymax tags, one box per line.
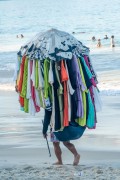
<box><xmin>79</xmin><ymin>32</ymin><xmax>85</xmax><ymax>34</ymax></box>
<box><xmin>92</xmin><ymin>36</ymin><xmax>96</xmax><ymax>41</ymax></box>
<box><xmin>72</xmin><ymin>31</ymin><xmax>85</xmax><ymax>34</ymax></box>
<box><xmin>16</xmin><ymin>35</ymin><xmax>19</xmax><ymax>38</ymax></box>
<box><xmin>21</xmin><ymin>34</ymin><xmax>24</xmax><ymax>38</ymax></box>
<box><xmin>97</xmin><ymin>39</ymin><xmax>102</xmax><ymax>48</ymax></box>
<box><xmin>104</xmin><ymin>35</ymin><xmax>109</xmax><ymax>39</ymax></box>
<box><xmin>110</xmin><ymin>35</ymin><xmax>115</xmax><ymax>47</ymax></box>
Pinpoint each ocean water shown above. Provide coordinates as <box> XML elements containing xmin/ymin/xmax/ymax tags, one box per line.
<box><xmin>0</xmin><ymin>0</ymin><xmax>120</xmax><ymax>95</ymax></box>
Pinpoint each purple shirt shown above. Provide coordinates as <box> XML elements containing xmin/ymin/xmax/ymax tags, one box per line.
<box><xmin>67</xmin><ymin>54</ymin><xmax>86</xmax><ymax>118</ymax></box>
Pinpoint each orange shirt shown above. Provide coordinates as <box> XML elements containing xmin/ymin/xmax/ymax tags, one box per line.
<box><xmin>60</xmin><ymin>60</ymin><xmax>69</xmax><ymax>127</ymax></box>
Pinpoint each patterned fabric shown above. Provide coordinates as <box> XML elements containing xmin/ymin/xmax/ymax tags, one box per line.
<box><xmin>18</xmin><ymin>29</ymin><xmax>89</xmax><ymax>61</ymax></box>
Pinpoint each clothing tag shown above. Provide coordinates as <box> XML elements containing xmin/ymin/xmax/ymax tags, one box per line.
<box><xmin>57</xmin><ymin>65</ymin><xmax>60</xmax><ymax>70</ymax></box>
<box><xmin>44</xmin><ymin>97</ymin><xmax>51</xmax><ymax>107</ymax></box>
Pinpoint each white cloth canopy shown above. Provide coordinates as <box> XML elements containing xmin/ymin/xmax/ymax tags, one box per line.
<box><xmin>18</xmin><ymin>28</ymin><xmax>89</xmax><ymax>61</ymax></box>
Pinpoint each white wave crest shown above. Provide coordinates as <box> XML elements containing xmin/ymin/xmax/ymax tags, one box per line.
<box><xmin>0</xmin><ymin>83</ymin><xmax>15</xmax><ymax>91</ymax></box>
<box><xmin>100</xmin><ymin>90</ymin><xmax>120</xmax><ymax>96</ymax></box>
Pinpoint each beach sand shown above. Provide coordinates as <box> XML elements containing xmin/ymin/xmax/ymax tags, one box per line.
<box><xmin>0</xmin><ymin>91</ymin><xmax>120</xmax><ymax>179</ymax></box>
<box><xmin>0</xmin><ymin>148</ymin><xmax>120</xmax><ymax>180</ymax></box>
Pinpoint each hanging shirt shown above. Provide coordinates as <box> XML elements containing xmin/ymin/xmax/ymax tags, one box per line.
<box><xmin>75</xmin><ymin>58</ymin><xmax>88</xmax><ymax>126</ymax></box>
<box><xmin>92</xmin><ymin>86</ymin><xmax>102</xmax><ymax>112</ymax></box>
<box><xmin>19</xmin><ymin>95</ymin><xmax>24</xmax><ymax>107</ymax></box>
<box><xmin>13</xmin><ymin>55</ymin><xmax>21</xmax><ymax>81</ymax></box>
<box><xmin>83</xmin><ymin>55</ymin><xmax>96</xmax><ymax>87</ymax></box>
<box><xmin>38</xmin><ymin>61</ymin><xmax>45</xmax><ymax>108</ymax></box>
<box><xmin>30</xmin><ymin>60</ymin><xmax>40</xmax><ymax>113</ymax></box>
<box><xmin>60</xmin><ymin>60</ymin><xmax>69</xmax><ymax>127</ymax></box>
<box><xmin>79</xmin><ymin>57</ymin><xmax>92</xmax><ymax>89</ymax></box>
<box><xmin>24</xmin><ymin>98</ymin><xmax>29</xmax><ymax>113</ymax></box>
<box><xmin>43</xmin><ymin>59</ymin><xmax>52</xmax><ymax>111</ymax></box>
<box><xmin>52</xmin><ymin>62</ymin><xmax>61</xmax><ymax>130</ymax></box>
<box><xmin>55</xmin><ymin>62</ymin><xmax>64</xmax><ymax>129</ymax></box>
<box><xmin>18</xmin><ymin>55</ymin><xmax>26</xmax><ymax>92</ymax></box>
<box><xmin>85</xmin><ymin>55</ymin><xmax>98</xmax><ymax>84</ymax></box>
<box><xmin>67</xmin><ymin>55</ymin><xmax>86</xmax><ymax>91</ymax></box>
<box><xmin>28</xmin><ymin>60</ymin><xmax>36</xmax><ymax>115</ymax></box>
<box><xmin>86</xmin><ymin>91</ymin><xmax>95</xmax><ymax>128</ymax></box>
<box><xmin>35</xmin><ymin>60</ymin><xmax>39</xmax><ymax>89</ymax></box>
<box><xmin>26</xmin><ymin>60</ymin><xmax>31</xmax><ymax>99</ymax></box>
<box><xmin>66</xmin><ymin>55</ymin><xmax>86</xmax><ymax>119</ymax></box>
<box><xmin>21</xmin><ymin>57</ymin><xmax>29</xmax><ymax>98</ymax></box>
<box><xmin>48</xmin><ymin>61</ymin><xmax>55</xmax><ymax>129</ymax></box>
<box><xmin>31</xmin><ymin>60</ymin><xmax>35</xmax><ymax>87</ymax></box>
<box><xmin>38</xmin><ymin>61</ymin><xmax>44</xmax><ymax>88</ymax></box>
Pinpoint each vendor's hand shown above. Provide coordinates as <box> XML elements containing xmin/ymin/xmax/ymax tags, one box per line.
<box><xmin>43</xmin><ymin>133</ymin><xmax>47</xmax><ymax>138</ymax></box>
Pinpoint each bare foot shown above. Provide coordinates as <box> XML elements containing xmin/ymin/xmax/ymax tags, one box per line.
<box><xmin>53</xmin><ymin>161</ymin><xmax>63</xmax><ymax>165</ymax></box>
<box><xmin>73</xmin><ymin>154</ymin><xmax>80</xmax><ymax>166</ymax></box>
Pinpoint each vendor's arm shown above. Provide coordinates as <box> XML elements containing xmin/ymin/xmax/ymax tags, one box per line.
<box><xmin>42</xmin><ymin>109</ymin><xmax>52</xmax><ymax>137</ymax></box>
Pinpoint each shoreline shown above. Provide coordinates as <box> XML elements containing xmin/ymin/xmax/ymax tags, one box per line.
<box><xmin>0</xmin><ymin>147</ymin><xmax>120</xmax><ymax>167</ymax></box>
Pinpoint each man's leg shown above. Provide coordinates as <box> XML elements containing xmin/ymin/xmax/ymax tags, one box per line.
<box><xmin>53</xmin><ymin>142</ymin><xmax>63</xmax><ymax>165</ymax></box>
<box><xmin>63</xmin><ymin>141</ymin><xmax>80</xmax><ymax>165</ymax></box>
